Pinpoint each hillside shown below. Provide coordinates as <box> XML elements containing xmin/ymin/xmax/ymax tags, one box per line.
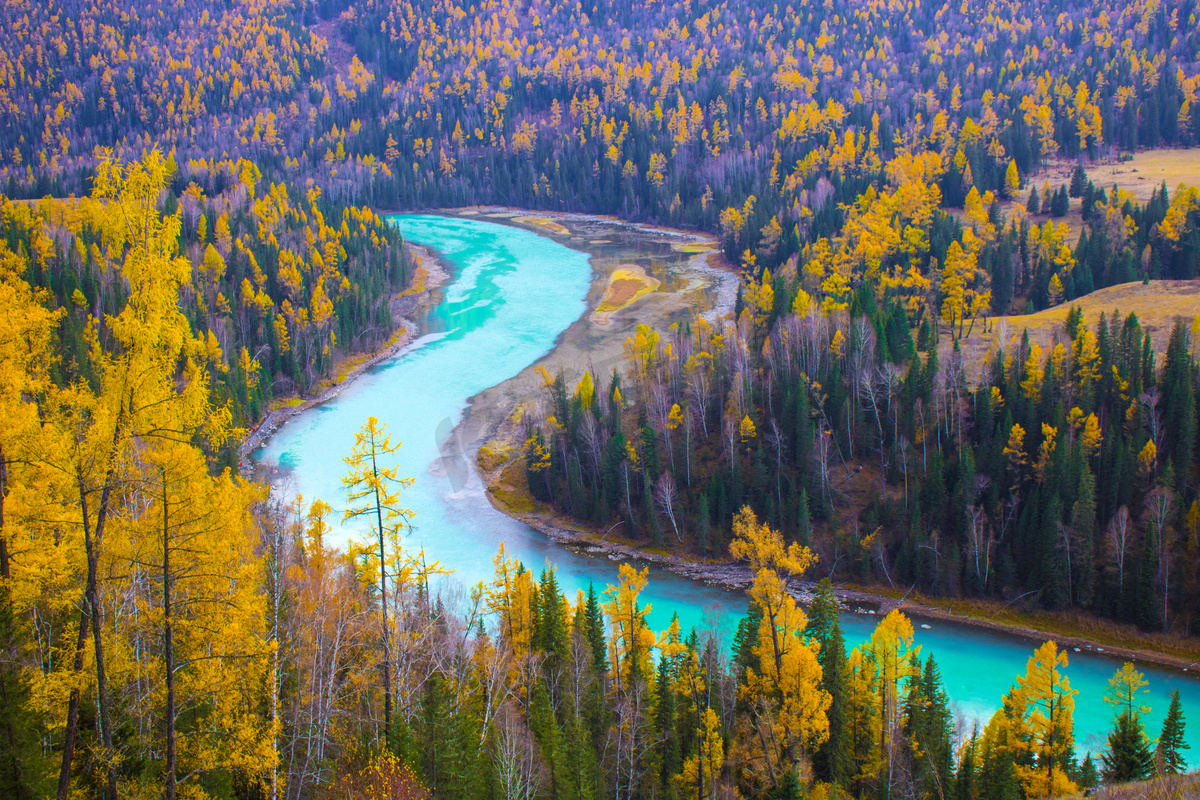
<box><xmin>956</xmin><ymin>280</ymin><xmax>1200</xmax><ymax>372</ymax></box>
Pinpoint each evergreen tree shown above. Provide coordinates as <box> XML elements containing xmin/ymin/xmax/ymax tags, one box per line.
<box><xmin>796</xmin><ymin>488</ymin><xmax>813</xmax><ymax>548</ymax></box>
<box><xmin>1026</xmin><ymin>186</ymin><xmax>1041</xmax><ymax>214</ymax></box>
<box><xmin>653</xmin><ymin>654</ymin><xmax>681</xmax><ymax>795</ymax></box>
<box><xmin>1069</xmin><ymin>166</ymin><xmax>1087</xmax><ymax>198</ymax></box>
<box><xmin>1156</xmin><ymin>689</ymin><xmax>1189</xmax><ymax>774</ymax></box>
<box><xmin>1078</xmin><ymin>753</ymin><xmax>1098</xmax><ymax>789</ymax></box>
<box><xmin>809</xmin><ymin>579</ymin><xmax>851</xmax><ymax>785</ymax></box>
<box><xmin>954</xmin><ymin>734</ymin><xmax>977</xmax><ymax>800</ymax></box>
<box><xmin>906</xmin><ymin>655</ymin><xmax>954</xmax><ymax>800</ymax></box>
<box><xmin>530</xmin><ymin>682</ymin><xmax>568</xmax><ymax>800</ymax></box>
<box><xmin>584</xmin><ymin>583</ymin><xmax>608</xmax><ymax>675</ymax></box>
<box><xmin>1071</xmin><ymin>463</ymin><xmax>1098</xmax><ymax>607</ymax></box>
<box><xmin>1102</xmin><ymin>711</ymin><xmax>1155</xmax><ymax>783</ymax></box>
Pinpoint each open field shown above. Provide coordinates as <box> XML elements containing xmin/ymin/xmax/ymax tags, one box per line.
<box><xmin>949</xmin><ymin>147</ymin><xmax>1200</xmax><ymax>247</ymax></box>
<box><xmin>1025</xmin><ymin>147</ymin><xmax>1200</xmax><ymax>203</ymax></box>
<box><xmin>955</xmin><ymin>279</ymin><xmax>1200</xmax><ymax>374</ymax></box>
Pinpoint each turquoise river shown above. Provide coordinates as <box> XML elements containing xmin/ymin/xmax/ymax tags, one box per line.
<box><xmin>254</xmin><ymin>213</ymin><xmax>1200</xmax><ymax>759</ymax></box>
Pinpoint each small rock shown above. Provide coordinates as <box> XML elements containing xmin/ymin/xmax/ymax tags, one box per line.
<box><xmin>920</xmin><ymin>624</ymin><xmax>931</xmax><ymax>630</ymax></box>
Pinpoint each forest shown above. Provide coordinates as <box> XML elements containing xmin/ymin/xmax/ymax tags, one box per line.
<box><xmin>1</xmin><ymin>0</ymin><xmax>1200</xmax><ymax>797</ymax></box>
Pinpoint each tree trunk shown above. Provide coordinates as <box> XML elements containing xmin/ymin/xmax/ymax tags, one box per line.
<box><xmin>79</xmin><ymin>478</ymin><xmax>118</xmax><ymax>800</ymax></box>
<box><xmin>163</xmin><ymin>475</ymin><xmax>176</xmax><ymax>800</ymax></box>
<box><xmin>56</xmin><ymin>609</ymin><xmax>89</xmax><ymax>800</ymax></box>
<box><xmin>372</xmin><ymin>456</ymin><xmax>393</xmax><ymax>733</ymax></box>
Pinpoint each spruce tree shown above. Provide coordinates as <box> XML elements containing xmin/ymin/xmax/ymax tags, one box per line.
<box><xmin>529</xmin><ymin>682</ymin><xmax>567</xmax><ymax>800</ymax></box>
<box><xmin>653</xmin><ymin>655</ymin><xmax>681</xmax><ymax>795</ymax></box>
<box><xmin>1071</xmin><ymin>464</ymin><xmax>1097</xmax><ymax>607</ymax></box>
<box><xmin>954</xmin><ymin>734</ymin><xmax>977</xmax><ymax>800</ymax></box>
<box><xmin>796</xmin><ymin>488</ymin><xmax>813</xmax><ymax>548</ymax></box>
<box><xmin>1026</xmin><ymin>186</ymin><xmax>1041</xmax><ymax>214</ymax></box>
<box><xmin>1156</xmin><ymin>689</ymin><xmax>1189</xmax><ymax>774</ymax></box>
<box><xmin>1069</xmin><ymin>165</ymin><xmax>1087</xmax><ymax>197</ymax></box>
<box><xmin>907</xmin><ymin>655</ymin><xmax>954</xmax><ymax>800</ymax></box>
<box><xmin>809</xmin><ymin>579</ymin><xmax>851</xmax><ymax>785</ymax></box>
<box><xmin>1102</xmin><ymin>711</ymin><xmax>1155</xmax><ymax>783</ymax></box>
<box><xmin>584</xmin><ymin>583</ymin><xmax>608</xmax><ymax>675</ymax></box>
<box><xmin>1078</xmin><ymin>753</ymin><xmax>1098</xmax><ymax>788</ymax></box>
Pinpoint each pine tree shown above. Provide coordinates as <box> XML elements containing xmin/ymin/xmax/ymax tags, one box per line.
<box><xmin>584</xmin><ymin>583</ymin><xmax>608</xmax><ymax>675</ymax></box>
<box><xmin>1156</xmin><ymin>689</ymin><xmax>1189</xmax><ymax>774</ymax></box>
<box><xmin>809</xmin><ymin>579</ymin><xmax>850</xmax><ymax>785</ymax></box>
<box><xmin>906</xmin><ymin>655</ymin><xmax>954</xmax><ymax>800</ymax></box>
<box><xmin>1102</xmin><ymin>711</ymin><xmax>1155</xmax><ymax>783</ymax></box>
<box><xmin>1027</xmin><ymin>186</ymin><xmax>1041</xmax><ymax>214</ymax></box>
<box><xmin>796</xmin><ymin>488</ymin><xmax>813</xmax><ymax>548</ymax></box>
<box><xmin>653</xmin><ymin>654</ymin><xmax>681</xmax><ymax>795</ymax></box>
<box><xmin>1079</xmin><ymin>753</ymin><xmax>1098</xmax><ymax>788</ymax></box>
<box><xmin>1069</xmin><ymin>166</ymin><xmax>1087</xmax><ymax>198</ymax></box>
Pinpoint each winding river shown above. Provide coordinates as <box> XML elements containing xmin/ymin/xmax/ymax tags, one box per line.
<box><xmin>254</xmin><ymin>214</ymin><xmax>1200</xmax><ymax>759</ymax></box>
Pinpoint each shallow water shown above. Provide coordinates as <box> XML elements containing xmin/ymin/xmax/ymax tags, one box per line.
<box><xmin>255</xmin><ymin>214</ymin><xmax>1200</xmax><ymax>759</ymax></box>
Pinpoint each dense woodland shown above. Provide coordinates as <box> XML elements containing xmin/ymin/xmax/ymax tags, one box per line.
<box><xmin>2</xmin><ymin>0</ymin><xmax>1200</xmax><ymax>798</ymax></box>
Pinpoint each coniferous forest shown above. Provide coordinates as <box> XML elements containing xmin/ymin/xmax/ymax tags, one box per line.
<box><xmin>2</xmin><ymin>0</ymin><xmax>1200</xmax><ymax>798</ymax></box>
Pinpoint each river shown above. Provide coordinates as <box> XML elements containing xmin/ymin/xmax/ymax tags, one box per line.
<box><xmin>253</xmin><ymin>213</ymin><xmax>1200</xmax><ymax>759</ymax></box>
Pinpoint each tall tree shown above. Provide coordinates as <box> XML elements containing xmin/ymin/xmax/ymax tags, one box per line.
<box><xmin>342</xmin><ymin>415</ymin><xmax>415</xmax><ymax>734</ymax></box>
<box><xmin>1156</xmin><ymin>689</ymin><xmax>1189</xmax><ymax>775</ymax></box>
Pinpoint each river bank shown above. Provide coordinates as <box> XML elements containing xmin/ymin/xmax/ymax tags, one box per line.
<box><xmin>238</xmin><ymin>243</ymin><xmax>449</xmax><ymax>474</ymax></box>
<box><xmin>449</xmin><ymin>210</ymin><xmax>1200</xmax><ymax>678</ymax></box>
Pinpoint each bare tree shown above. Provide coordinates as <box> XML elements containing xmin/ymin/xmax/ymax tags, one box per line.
<box><xmin>813</xmin><ymin>425</ymin><xmax>834</xmax><ymax>508</ymax></box>
<box><xmin>493</xmin><ymin>705</ymin><xmax>545</xmax><ymax>800</ymax></box>
<box><xmin>966</xmin><ymin>505</ymin><xmax>992</xmax><ymax>595</ymax></box>
<box><xmin>685</xmin><ymin>356</ymin><xmax>713</xmax><ymax>439</ymax></box>
<box><xmin>765</xmin><ymin>418</ymin><xmax>787</xmax><ymax>508</ymax></box>
<box><xmin>1106</xmin><ymin>506</ymin><xmax>1133</xmax><ymax>593</ymax></box>
<box><xmin>654</xmin><ymin>471</ymin><xmax>682</xmax><ymax>543</ymax></box>
<box><xmin>1145</xmin><ymin>485</ymin><xmax>1174</xmax><ymax>631</ymax></box>
<box><xmin>648</xmin><ymin>381</ymin><xmax>676</xmax><ymax>473</ymax></box>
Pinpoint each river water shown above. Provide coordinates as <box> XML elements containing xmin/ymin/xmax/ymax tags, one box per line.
<box><xmin>254</xmin><ymin>213</ymin><xmax>1200</xmax><ymax>759</ymax></box>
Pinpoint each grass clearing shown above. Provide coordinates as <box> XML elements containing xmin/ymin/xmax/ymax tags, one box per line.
<box><xmin>956</xmin><ymin>280</ymin><xmax>1200</xmax><ymax>373</ymax></box>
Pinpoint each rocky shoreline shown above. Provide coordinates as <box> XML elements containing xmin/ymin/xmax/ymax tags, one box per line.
<box><xmin>238</xmin><ymin>243</ymin><xmax>448</xmax><ymax>475</ymax></box>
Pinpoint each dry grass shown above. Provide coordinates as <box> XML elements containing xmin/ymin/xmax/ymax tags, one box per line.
<box><xmin>672</xmin><ymin>241</ymin><xmax>715</xmax><ymax>254</ymax></box>
<box><xmin>512</xmin><ymin>215</ymin><xmax>571</xmax><ymax>235</ymax></box>
<box><xmin>956</xmin><ymin>279</ymin><xmax>1200</xmax><ymax>375</ymax></box>
<box><xmin>488</xmin><ymin>459</ymin><xmax>536</xmax><ymax>513</ymax></box>
<box><xmin>398</xmin><ymin>263</ymin><xmax>428</xmax><ymax>297</ymax></box>
<box><xmin>594</xmin><ymin>266</ymin><xmax>660</xmax><ymax>314</ymax></box>
<box><xmin>1060</xmin><ymin>772</ymin><xmax>1200</xmax><ymax>800</ymax></box>
<box><xmin>476</xmin><ymin>441</ymin><xmax>511</xmax><ymax>473</ymax></box>
<box><xmin>1024</xmin><ymin>148</ymin><xmax>1200</xmax><ymax>204</ymax></box>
